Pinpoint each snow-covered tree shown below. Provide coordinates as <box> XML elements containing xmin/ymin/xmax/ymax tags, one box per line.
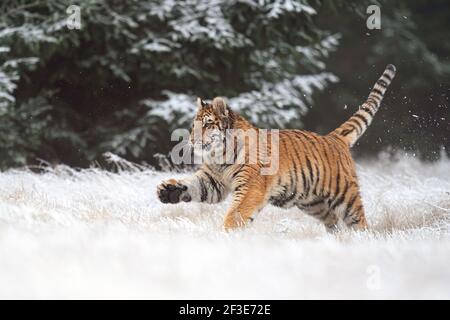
<box><xmin>3</xmin><ymin>0</ymin><xmax>445</xmax><ymax>168</ymax></box>
<box><xmin>0</xmin><ymin>0</ymin><xmax>344</xmax><ymax>168</ymax></box>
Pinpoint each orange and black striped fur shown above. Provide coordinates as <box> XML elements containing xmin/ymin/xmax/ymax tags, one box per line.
<box><xmin>157</xmin><ymin>65</ymin><xmax>396</xmax><ymax>231</ymax></box>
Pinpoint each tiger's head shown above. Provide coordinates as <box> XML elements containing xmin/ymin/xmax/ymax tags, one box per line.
<box><xmin>189</xmin><ymin>97</ymin><xmax>234</xmax><ymax>154</ymax></box>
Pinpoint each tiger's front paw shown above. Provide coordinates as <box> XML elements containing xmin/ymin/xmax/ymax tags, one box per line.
<box><xmin>157</xmin><ymin>179</ymin><xmax>191</xmax><ymax>204</ymax></box>
<box><xmin>223</xmin><ymin>213</ymin><xmax>252</xmax><ymax>231</ymax></box>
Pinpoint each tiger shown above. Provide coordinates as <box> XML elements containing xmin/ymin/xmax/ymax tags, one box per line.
<box><xmin>157</xmin><ymin>64</ymin><xmax>396</xmax><ymax>232</ymax></box>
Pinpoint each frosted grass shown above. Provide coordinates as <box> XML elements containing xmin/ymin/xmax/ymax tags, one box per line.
<box><xmin>0</xmin><ymin>154</ymin><xmax>449</xmax><ymax>299</ymax></box>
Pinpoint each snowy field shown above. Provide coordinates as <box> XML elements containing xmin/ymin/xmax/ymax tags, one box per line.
<box><xmin>0</xmin><ymin>154</ymin><xmax>449</xmax><ymax>299</ymax></box>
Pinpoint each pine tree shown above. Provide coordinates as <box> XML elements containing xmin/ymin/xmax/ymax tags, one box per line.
<box><xmin>2</xmin><ymin>0</ymin><xmax>445</xmax><ymax>169</ymax></box>
<box><xmin>0</xmin><ymin>0</ymin><xmax>344</xmax><ymax>168</ymax></box>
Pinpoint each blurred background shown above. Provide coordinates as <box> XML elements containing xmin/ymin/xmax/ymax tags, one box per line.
<box><xmin>0</xmin><ymin>0</ymin><xmax>448</xmax><ymax>170</ymax></box>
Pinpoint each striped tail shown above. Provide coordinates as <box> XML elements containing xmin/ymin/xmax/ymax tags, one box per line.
<box><xmin>332</xmin><ymin>64</ymin><xmax>396</xmax><ymax>147</ymax></box>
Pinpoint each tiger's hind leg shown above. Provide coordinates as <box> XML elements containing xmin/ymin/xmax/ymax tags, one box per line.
<box><xmin>319</xmin><ymin>210</ymin><xmax>340</xmax><ymax>233</ymax></box>
<box><xmin>341</xmin><ymin>194</ymin><xmax>368</xmax><ymax>230</ymax></box>
<box><xmin>328</xmin><ymin>185</ymin><xmax>368</xmax><ymax>231</ymax></box>
<box><xmin>298</xmin><ymin>199</ymin><xmax>339</xmax><ymax>233</ymax></box>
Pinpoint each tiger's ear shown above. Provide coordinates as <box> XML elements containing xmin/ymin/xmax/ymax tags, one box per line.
<box><xmin>196</xmin><ymin>97</ymin><xmax>207</xmax><ymax>110</ymax></box>
<box><xmin>212</xmin><ymin>97</ymin><xmax>229</xmax><ymax>118</ymax></box>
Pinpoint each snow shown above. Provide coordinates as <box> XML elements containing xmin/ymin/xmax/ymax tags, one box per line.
<box><xmin>0</xmin><ymin>154</ymin><xmax>449</xmax><ymax>299</ymax></box>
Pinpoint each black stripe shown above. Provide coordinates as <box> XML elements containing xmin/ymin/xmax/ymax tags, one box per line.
<box><xmin>333</xmin><ymin>165</ymin><xmax>341</xmax><ymax>204</ymax></box>
<box><xmin>321</xmin><ymin>141</ymin><xmax>331</xmax><ymax>196</ymax></box>
<box><xmin>301</xmin><ymin>167</ymin><xmax>308</xmax><ymax>195</ymax></box>
<box><xmin>288</xmin><ymin>135</ymin><xmax>302</xmax><ymax>187</ymax></box>
<box><xmin>341</xmin><ymin>125</ymin><xmax>356</xmax><ymax>136</ymax></box>
<box><xmin>306</xmin><ymin>140</ymin><xmax>321</xmax><ymax>191</ymax></box>
<box><xmin>295</xmin><ymin>131</ymin><xmax>312</xmax><ymax>180</ymax></box>
<box><xmin>380</xmin><ymin>76</ymin><xmax>390</xmax><ymax>86</ymax></box>
<box><xmin>382</xmin><ymin>72</ymin><xmax>392</xmax><ymax>81</ymax></box>
<box><xmin>305</xmin><ymin>154</ymin><xmax>316</xmax><ymax>194</ymax></box>
<box><xmin>234</xmin><ymin>183</ymin><xmax>246</xmax><ymax>192</ymax></box>
<box><xmin>353</xmin><ymin>113</ymin><xmax>369</xmax><ymax>127</ymax></box>
<box><xmin>284</xmin><ymin>136</ymin><xmax>298</xmax><ymax>203</ymax></box>
<box><xmin>231</xmin><ymin>165</ymin><xmax>245</xmax><ymax>179</ymax></box>
<box><xmin>317</xmin><ymin>144</ymin><xmax>328</xmax><ymax>195</ymax></box>
<box><xmin>370</xmin><ymin>93</ymin><xmax>383</xmax><ymax>102</ymax></box>
<box><xmin>284</xmin><ymin>175</ymin><xmax>297</xmax><ymax>203</ymax></box>
<box><xmin>340</xmin><ymin>129</ymin><xmax>352</xmax><ymax>136</ymax></box>
<box><xmin>334</xmin><ymin>165</ymin><xmax>341</xmax><ymax>205</ymax></box>
<box><xmin>327</xmin><ymin>159</ymin><xmax>334</xmax><ymax>196</ymax></box>
<box><xmin>270</xmin><ymin>184</ymin><xmax>289</xmax><ymax>207</ymax></box>
<box><xmin>300</xmin><ymin>198</ymin><xmax>324</xmax><ymax>207</ymax></box>
<box><xmin>369</xmin><ymin>90</ymin><xmax>383</xmax><ymax>98</ymax></box>
<box><xmin>361</xmin><ymin>106</ymin><xmax>375</xmax><ymax>116</ymax></box>
<box><xmin>292</xmin><ymin>132</ymin><xmax>310</xmax><ymax>195</ymax></box>
<box><xmin>377</xmin><ymin>79</ymin><xmax>388</xmax><ymax>87</ymax></box>
<box><xmin>349</xmin><ymin>119</ymin><xmax>363</xmax><ymax>133</ymax></box>
<box><xmin>343</xmin><ymin>193</ymin><xmax>359</xmax><ymax>220</ymax></box>
<box><xmin>366</xmin><ymin>97</ymin><xmax>379</xmax><ymax>106</ymax></box>
<box><xmin>331</xmin><ymin>181</ymin><xmax>349</xmax><ymax>210</ymax></box>
<box><xmin>309</xmin><ymin>136</ymin><xmax>327</xmax><ymax>195</ymax></box>
<box><xmin>327</xmin><ymin>143</ymin><xmax>340</xmax><ymax>195</ymax></box>
<box><xmin>204</xmin><ymin>171</ymin><xmax>221</xmax><ymax>201</ymax></box>
<box><xmin>198</xmin><ymin>178</ymin><xmax>208</xmax><ymax>202</ymax></box>
<box><xmin>277</xmin><ymin>137</ymin><xmax>297</xmax><ymax>205</ymax></box>
<box><xmin>372</xmin><ymin>88</ymin><xmax>384</xmax><ymax>96</ymax></box>
<box><xmin>353</xmin><ymin>204</ymin><xmax>363</xmax><ymax>215</ymax></box>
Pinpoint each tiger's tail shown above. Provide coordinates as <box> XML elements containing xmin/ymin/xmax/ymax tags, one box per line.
<box><xmin>332</xmin><ymin>64</ymin><xmax>396</xmax><ymax>147</ymax></box>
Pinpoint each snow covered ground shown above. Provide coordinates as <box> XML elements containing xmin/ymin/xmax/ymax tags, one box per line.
<box><xmin>0</xmin><ymin>154</ymin><xmax>449</xmax><ymax>299</ymax></box>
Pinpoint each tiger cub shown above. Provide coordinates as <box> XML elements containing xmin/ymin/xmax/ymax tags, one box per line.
<box><xmin>157</xmin><ymin>65</ymin><xmax>396</xmax><ymax>232</ymax></box>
